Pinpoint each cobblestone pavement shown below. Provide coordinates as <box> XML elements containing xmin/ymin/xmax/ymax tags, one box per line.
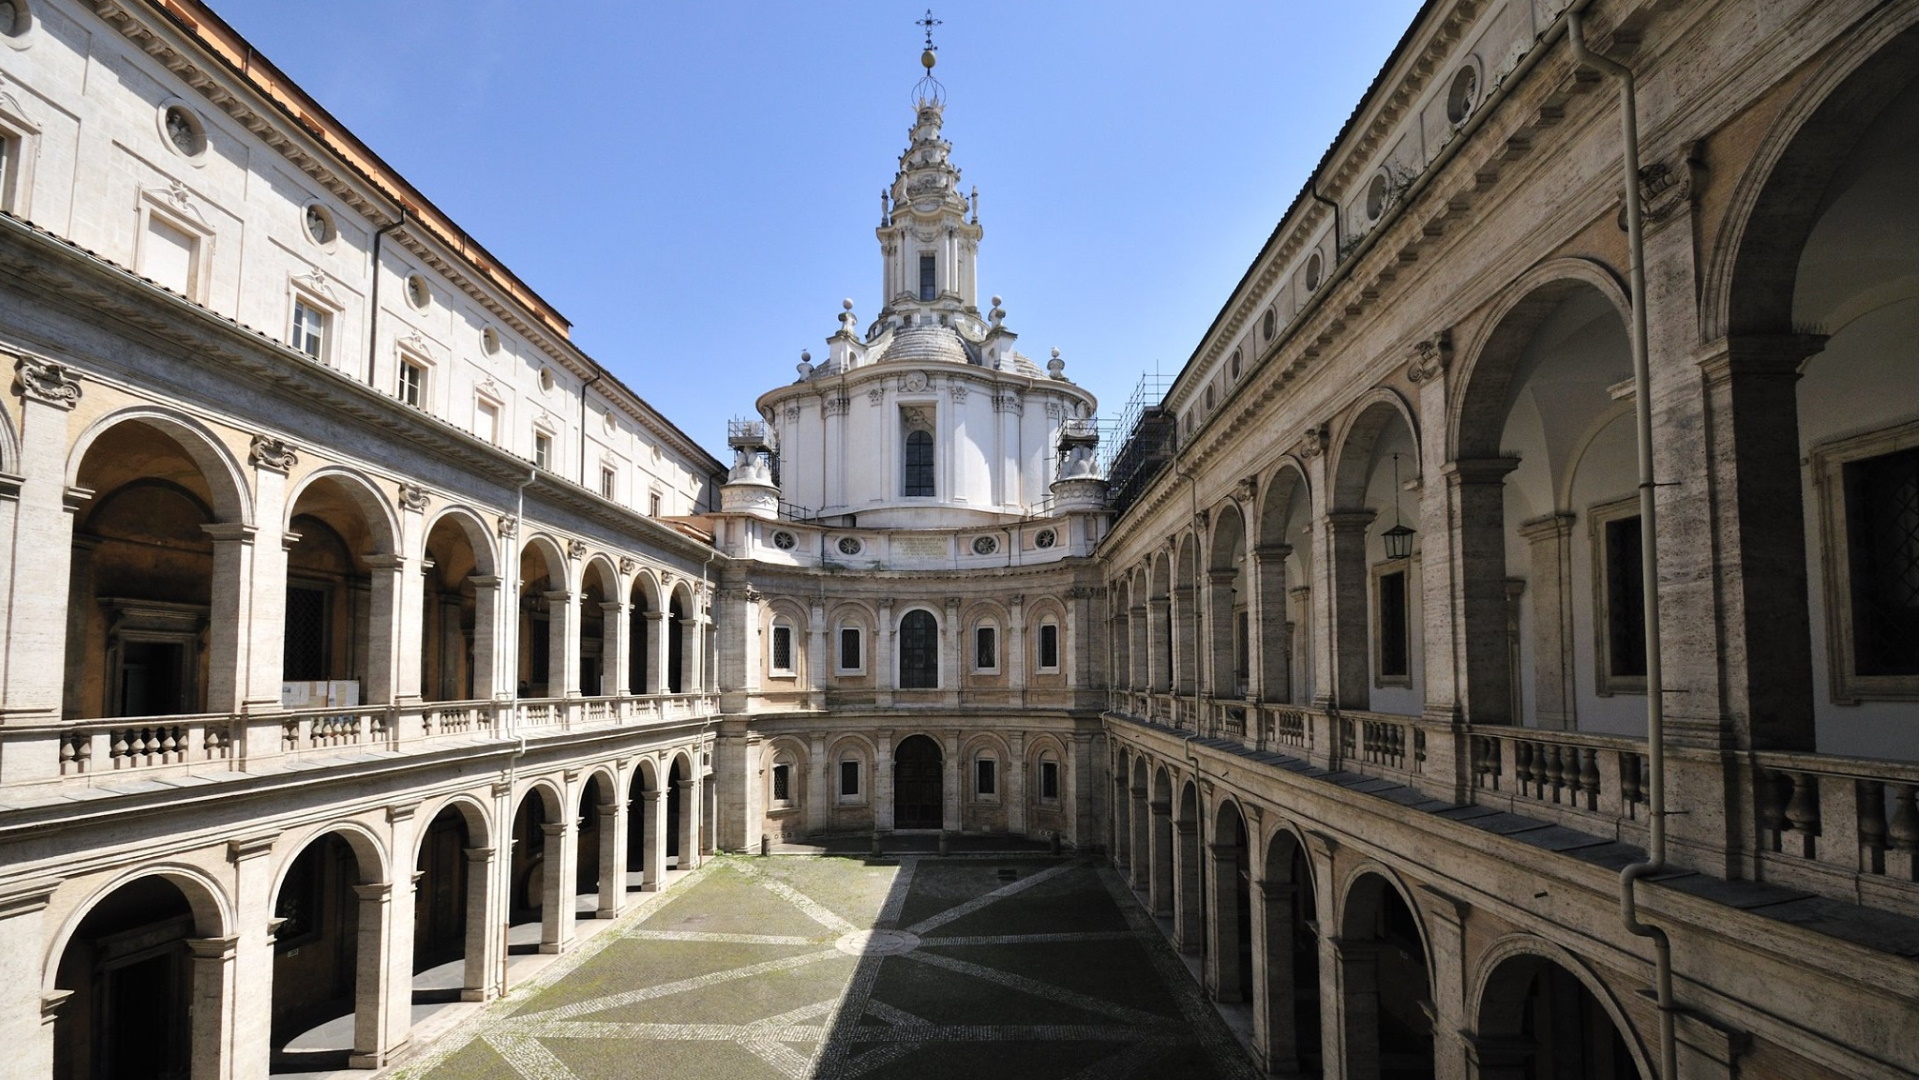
<box><xmin>394</xmin><ymin>855</ymin><xmax>1258</xmax><ymax>1080</ymax></box>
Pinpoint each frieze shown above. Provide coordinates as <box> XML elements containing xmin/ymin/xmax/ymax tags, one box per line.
<box><xmin>247</xmin><ymin>435</ymin><xmax>298</xmax><ymax>473</ymax></box>
<box><xmin>13</xmin><ymin>354</ymin><xmax>82</xmax><ymax>408</ymax></box>
<box><xmin>1406</xmin><ymin>330</ymin><xmax>1452</xmax><ymax>385</ymax></box>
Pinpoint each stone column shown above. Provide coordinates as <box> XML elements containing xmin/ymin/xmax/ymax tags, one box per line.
<box><xmin>874</xmin><ymin>730</ymin><xmax>895</xmax><ymax>831</ymax></box>
<box><xmin>1146</xmin><ymin>598</ymin><xmax>1172</xmax><ymax>694</ymax></box>
<box><xmin>538</xmin><ymin>819</ymin><xmax>575</xmax><ymax>953</ymax></box>
<box><xmin>602</xmin><ymin>601</ymin><xmax>630</xmax><ymax>703</ymax></box>
<box><xmin>1207</xmin><ymin>568</ymin><xmax>1238</xmax><ymax>699</ymax></box>
<box><xmin>808</xmin><ymin>730</ymin><xmax>831</xmax><ymax>835</ymax></box>
<box><xmin>545</xmin><ymin>589</ymin><xmax>576</xmax><ymax>697</ymax></box>
<box><xmin>469</xmin><ymin>576</ymin><xmax>504</xmax><ymax>700</ymax></box>
<box><xmin>1251</xmin><ymin>879</ymin><xmax>1299</xmax><ymax>1075</ymax></box>
<box><xmin>942</xmin><ymin>597</ymin><xmax>962</xmax><ymax>705</ymax></box>
<box><xmin>1171</xmin><ymin>585</ymin><xmax>1198</xmax><ymax>697</ymax></box>
<box><xmin>676</xmin><ymin>777</ymin><xmax>701</xmax><ymax>870</ymax></box>
<box><xmin>363</xmin><ymin>554</ymin><xmax>406</xmax><ymax>706</ymax></box>
<box><xmin>383</xmin><ymin>805</ymin><xmax>420</xmax><ymax>1055</ymax></box>
<box><xmin>643</xmin><ymin>786</ymin><xmax>669</xmax><ymax>890</ymax></box>
<box><xmin>1008</xmin><ymin>730</ymin><xmax>1028</xmax><ymax>833</ymax></box>
<box><xmin>1148</xmin><ymin>797</ymin><xmax>1174</xmax><ymax>915</ymax></box>
<box><xmin>240</xmin><ymin>441</ymin><xmax>294</xmax><ymax>713</ymax></box>
<box><xmin>596</xmin><ymin>798</ymin><xmax>625</xmax><ymax>918</ymax></box>
<box><xmin>462</xmin><ymin>846</ymin><xmax>497</xmax><ymax>999</ymax></box>
<box><xmin>807</xmin><ymin>601</ymin><xmax>828</xmax><ymax>703</ymax></box>
<box><xmin>1322</xmin><ymin>510</ymin><xmax>1374</xmax><ymax>711</ymax></box>
<box><xmin>942</xmin><ymin>729</ymin><xmax>963</xmax><ymax>832</ymax></box>
<box><xmin>1442</xmin><ymin>459</ymin><xmax>1520</xmax><ymax>726</ymax></box>
<box><xmin>1070</xmin><ymin>733</ymin><xmax>1094</xmax><ymax>847</ymax></box>
<box><xmin>225</xmin><ymin>834</ymin><xmax>277</xmax><ymax>1079</ymax></box>
<box><xmin>1517</xmin><ymin>514</ymin><xmax>1577</xmax><ymax>729</ymax></box>
<box><xmin>202</xmin><ymin>524</ymin><xmax>259</xmax><ymax>716</ymax></box>
<box><xmin>1</xmin><ymin>356</ymin><xmax>81</xmax><ymax>724</ymax></box>
<box><xmin>875</xmin><ymin>599</ymin><xmax>896</xmax><ymax>708</ymax></box>
<box><xmin>646</xmin><ymin>611</ymin><xmax>670</xmax><ymax>694</ymax></box>
<box><xmin>1172</xmin><ymin>815</ymin><xmax>1203</xmax><ymax>952</ymax></box>
<box><xmin>185</xmin><ymin>935</ymin><xmax>237</xmax><ymax>1080</ymax></box>
<box><xmin>1419</xmin><ymin>889</ymin><xmax>1471</xmax><ymax>1080</ymax></box>
<box><xmin>1205</xmin><ymin>841</ymin><xmax>1245</xmax><ymax>1001</ymax></box>
<box><xmin>1254</xmin><ymin>546</ymin><xmax>1291</xmax><ymax>703</ymax></box>
<box><xmin>348</xmin><ymin>882</ymin><xmax>396</xmax><ymax>1068</ymax></box>
<box><xmin>0</xmin><ymin>882</ymin><xmax>60</xmax><ymax>1079</ymax></box>
<box><xmin>1007</xmin><ymin>595</ymin><xmax>1027</xmax><ymax>707</ymax></box>
<box><xmin>1110</xmin><ymin>760</ymin><xmax>1129</xmax><ymax>871</ymax></box>
<box><xmin>1128</xmin><ymin>604</ymin><xmax>1148</xmax><ymax>692</ymax></box>
<box><xmin>1129</xmin><ymin>784</ymin><xmax>1152</xmax><ymax>889</ymax></box>
<box><xmin>1329</xmin><ymin>937</ymin><xmax>1380</xmax><ymax>1080</ymax></box>
<box><xmin>691</xmin><ymin>607</ymin><xmax>712</xmax><ymax>694</ymax></box>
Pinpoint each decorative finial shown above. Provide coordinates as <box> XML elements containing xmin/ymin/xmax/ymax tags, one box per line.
<box><xmin>969</xmin><ymin>186</ymin><xmax>979</xmax><ymax>223</ymax></box>
<box><xmin>797</xmin><ymin>350</ymin><xmax>814</xmax><ymax>380</ymax></box>
<box><xmin>912</xmin><ymin>10</ymin><xmax>947</xmax><ymax>107</ymax></box>
<box><xmin>843</xmin><ymin>298</ymin><xmax>855</xmax><ymax>310</ymax></box>
<box><xmin>1047</xmin><ymin>348</ymin><xmax>1066</xmax><ymax>379</ymax></box>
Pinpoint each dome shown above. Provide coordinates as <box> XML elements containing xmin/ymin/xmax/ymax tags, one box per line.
<box><xmin>876</xmin><ymin>322</ymin><xmax>980</xmax><ymax>366</ymax></box>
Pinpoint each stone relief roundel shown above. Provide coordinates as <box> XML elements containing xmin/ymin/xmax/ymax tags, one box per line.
<box><xmin>772</xmin><ymin>530</ymin><xmax>797</xmax><ymax>550</ymax></box>
<box><xmin>837</xmin><ymin>536</ymin><xmax>863</xmax><ymax>556</ymax></box>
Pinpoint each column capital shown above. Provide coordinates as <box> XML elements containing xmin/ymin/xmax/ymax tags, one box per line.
<box><xmin>186</xmin><ymin>934</ymin><xmax>240</xmax><ymax>960</ymax></box>
<box><xmin>1324</xmin><ymin>509</ymin><xmax>1376</xmax><ymax>532</ymax></box>
<box><xmin>0</xmin><ymin>878</ymin><xmax>58</xmax><ymax>919</ymax></box>
<box><xmin>363</xmin><ymin>553</ymin><xmax>408</xmax><ymax>572</ymax></box>
<box><xmin>40</xmin><ymin>989</ymin><xmax>74</xmax><ymax>1025</ymax></box>
<box><xmin>464</xmin><ymin>846</ymin><xmax>496</xmax><ymax>864</ymax></box>
<box><xmin>201</xmin><ymin>522</ymin><xmax>258</xmax><ymax>544</ymax></box>
<box><xmin>1695</xmin><ymin>332</ymin><xmax>1827</xmax><ymax>382</ymax></box>
<box><xmin>351</xmin><ymin>882</ymin><xmax>393</xmax><ymax>903</ymax></box>
<box><xmin>247</xmin><ymin>434</ymin><xmax>299</xmax><ymax>473</ymax></box>
<box><xmin>470</xmin><ymin>574</ymin><xmax>503</xmax><ymax>590</ymax></box>
<box><xmin>226</xmin><ymin>834</ymin><xmax>278</xmax><ymax>864</ymax></box>
<box><xmin>14</xmin><ymin>354</ymin><xmax>82</xmax><ymax>409</ymax></box>
<box><xmin>540</xmin><ymin>821</ymin><xmax>569</xmax><ymax>838</ymax></box>
<box><xmin>1441</xmin><ymin>457</ymin><xmax>1522</xmax><ymax>485</ymax></box>
<box><xmin>1207</xmin><ymin>842</ymin><xmax>1243</xmax><ymax>858</ymax></box>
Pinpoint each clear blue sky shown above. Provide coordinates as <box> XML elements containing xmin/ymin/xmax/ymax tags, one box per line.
<box><xmin>209</xmin><ymin>1</ymin><xmax>1425</xmax><ymax>461</ymax></box>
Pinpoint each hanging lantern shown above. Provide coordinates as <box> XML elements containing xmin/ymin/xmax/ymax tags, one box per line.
<box><xmin>1384</xmin><ymin>451</ymin><xmax>1416</xmax><ymax>560</ymax></box>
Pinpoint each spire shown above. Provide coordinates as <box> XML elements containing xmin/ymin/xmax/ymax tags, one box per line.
<box><xmin>913</xmin><ymin>9</ymin><xmax>945</xmax><ymax>107</ymax></box>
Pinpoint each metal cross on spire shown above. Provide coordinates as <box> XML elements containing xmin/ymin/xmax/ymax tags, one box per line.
<box><xmin>917</xmin><ymin>9</ymin><xmax>942</xmax><ymax>52</ymax></box>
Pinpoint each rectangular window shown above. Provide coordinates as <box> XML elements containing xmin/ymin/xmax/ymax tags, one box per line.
<box><xmin>399</xmin><ymin>360</ymin><xmax>425</xmax><ymax>408</ymax></box>
<box><xmin>904</xmin><ymin>428</ymin><xmax>935</xmax><ymax>497</ymax></box>
<box><xmin>771</xmin><ymin>625</ymin><xmax>793</xmax><ymax>673</ymax></box>
<box><xmin>291</xmin><ymin>298</ymin><xmax>327</xmax><ymax>361</ymax></box>
<box><xmin>919</xmin><ymin>254</ymin><xmax>936</xmax><ymax>301</ymax></box>
<box><xmin>533</xmin><ymin>432</ymin><xmax>552</xmax><ymax>470</ymax></box>
<box><xmin>840</xmin><ymin>760</ymin><xmax>860</xmax><ymax>797</ymax></box>
<box><xmin>1038</xmin><ymin>622</ymin><xmax>1060</xmax><ymax>670</ymax></box>
<box><xmin>1233</xmin><ymin>608</ymin><xmax>1249</xmax><ymax>681</ymax></box>
<box><xmin>142</xmin><ymin>216</ymin><xmax>198</xmax><ymax>298</ymax></box>
<box><xmin>475</xmin><ymin>400</ymin><xmax>499</xmax><ymax>445</ymax></box>
<box><xmin>976</xmin><ymin>758</ymin><xmax>996</xmax><ymax>796</ymax></box>
<box><xmin>1040</xmin><ymin>761</ymin><xmax>1059</xmax><ymax>800</ymax></box>
<box><xmin>772</xmin><ymin>763</ymin><xmax>790</xmax><ymax>803</ymax></box>
<box><xmin>1842</xmin><ymin>448</ymin><xmax>1918</xmax><ymax>677</ymax></box>
<box><xmin>648</xmin><ymin>492</ymin><xmax>663</xmax><ymax>517</ymax></box>
<box><xmin>1376</xmin><ymin>568</ymin><xmax>1410</xmax><ymax>682</ymax></box>
<box><xmin>1604</xmin><ymin>516</ymin><xmax>1646</xmax><ymax>678</ymax></box>
<box><xmin>600</xmin><ymin>466</ymin><xmax>617</xmax><ymax>499</ymax></box>
<box><xmin>0</xmin><ymin>135</ymin><xmax>14</xmax><ymax>212</ymax></box>
<box><xmin>975</xmin><ymin>626</ymin><xmax>997</xmax><ymax>671</ymax></box>
<box><xmin>839</xmin><ymin>626</ymin><xmax>862</xmax><ymax>671</ymax></box>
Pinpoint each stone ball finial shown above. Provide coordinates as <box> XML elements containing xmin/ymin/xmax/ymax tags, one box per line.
<box><xmin>991</xmin><ymin>295</ymin><xmax>1002</xmax><ymax>308</ymax></box>
<box><xmin>1047</xmin><ymin>348</ymin><xmax>1066</xmax><ymax>378</ymax></box>
<box><xmin>797</xmin><ymin>349</ymin><xmax>814</xmax><ymax>379</ymax></box>
<box><xmin>843</xmin><ymin>298</ymin><xmax>855</xmax><ymax>310</ymax></box>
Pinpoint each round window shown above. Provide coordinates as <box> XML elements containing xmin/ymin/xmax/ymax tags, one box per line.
<box><xmin>1304</xmin><ymin>252</ymin><xmax>1323</xmax><ymax>292</ymax></box>
<box><xmin>837</xmin><ymin>536</ymin><xmax>863</xmax><ymax>555</ymax></box>
<box><xmin>972</xmin><ymin>535</ymin><xmax>998</xmax><ymax>555</ymax></box>
<box><xmin>0</xmin><ymin>1</ymin><xmax>26</xmax><ymax>39</ymax></box>
<box><xmin>481</xmin><ymin>326</ymin><xmax>501</xmax><ymax>355</ymax></box>
<box><xmin>772</xmin><ymin>530</ymin><xmax>797</xmax><ymax>551</ymax></box>
<box><xmin>405</xmin><ymin>274</ymin><xmax>431</xmax><ymax>310</ymax></box>
<box><xmin>163</xmin><ymin>105</ymin><xmax>206</xmax><ymax>157</ymax></box>
<box><xmin>1033</xmin><ymin>528</ymin><xmax>1057</xmax><ymax>550</ymax></box>
<box><xmin>1366</xmin><ymin>173</ymin><xmax>1391</xmax><ymax>221</ymax></box>
<box><xmin>1261</xmin><ymin>311</ymin><xmax>1275</xmax><ymax>342</ymax></box>
<box><xmin>1446</xmin><ymin>64</ymin><xmax>1479</xmax><ymax>126</ymax></box>
<box><xmin>303</xmin><ymin>204</ymin><xmax>335</xmax><ymax>245</ymax></box>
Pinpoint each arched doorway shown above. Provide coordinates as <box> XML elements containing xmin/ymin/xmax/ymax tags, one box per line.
<box><xmin>1258</xmin><ymin>830</ymin><xmax>1323</xmax><ymax>1077</ymax></box>
<box><xmin>412</xmin><ymin>802</ymin><xmax>490</xmax><ymax>1002</ymax></box>
<box><xmin>1474</xmin><ymin>953</ymin><xmax>1641</xmax><ymax>1079</ymax></box>
<box><xmin>51</xmin><ymin>875</ymin><xmax>225</xmax><ymax>1080</ymax></box>
<box><xmin>627</xmin><ymin>761</ymin><xmax>659</xmax><ymax>890</ymax></box>
<box><xmin>1338</xmin><ymin>872</ymin><xmax>1434</xmax><ymax>1079</ymax></box>
<box><xmin>667</xmin><ymin>589</ymin><xmax>689</xmax><ymax>694</ymax></box>
<box><xmin>628</xmin><ymin>577</ymin><xmax>655</xmax><ymax>694</ymax></box>
<box><xmin>899</xmin><ymin>610</ymin><xmax>939</xmax><ymax>689</ymax></box>
<box><xmin>269</xmin><ymin>830</ymin><xmax>387</xmax><ymax>1071</ymax></box>
<box><xmin>1210</xmin><ymin>800</ymin><xmax>1252</xmax><ymax>1003</ymax></box>
<box><xmin>1149</xmin><ymin>765</ymin><xmax>1174</xmax><ymax>917</ymax></box>
<box><xmin>1328</xmin><ymin>399</ymin><xmax>1423</xmax><ymax>715</ymax></box>
<box><xmin>1173</xmin><ymin>779</ymin><xmax>1203</xmax><ymax>952</ymax></box>
<box><xmin>420</xmin><ymin>511</ymin><xmax>492</xmax><ymax>704</ymax></box>
<box><xmin>893</xmin><ymin>734</ymin><xmax>943</xmax><ymax>829</ymax></box>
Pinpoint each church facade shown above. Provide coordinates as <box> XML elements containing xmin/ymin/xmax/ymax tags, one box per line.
<box><xmin>0</xmin><ymin>0</ymin><xmax>1911</xmax><ymax>1079</ymax></box>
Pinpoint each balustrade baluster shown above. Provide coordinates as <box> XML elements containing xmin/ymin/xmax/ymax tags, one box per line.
<box><xmin>1578</xmin><ymin>748</ymin><xmax>1600</xmax><ymax>809</ymax></box>
<box><xmin>1545</xmin><ymin>744</ymin><xmax>1565</xmax><ymax>803</ymax></box>
<box><xmin>1783</xmin><ymin>771</ymin><xmax>1821</xmax><ymax>859</ymax></box>
<box><xmin>1857</xmin><ymin>780</ymin><xmax>1889</xmax><ymax>875</ymax></box>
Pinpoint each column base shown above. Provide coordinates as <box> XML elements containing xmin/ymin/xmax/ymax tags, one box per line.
<box><xmin>538</xmin><ymin>941</ymin><xmax>568</xmax><ymax>955</ymax></box>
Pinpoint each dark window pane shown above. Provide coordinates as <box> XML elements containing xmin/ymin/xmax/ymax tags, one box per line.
<box><xmin>1378</xmin><ymin>570</ymin><xmax>1408</xmax><ymax>678</ymax></box>
<box><xmin>283</xmin><ymin>585</ymin><xmax>328</xmax><ymax>681</ymax></box>
<box><xmin>976</xmin><ymin>626</ymin><xmax>996</xmax><ymax>669</ymax></box>
<box><xmin>1605</xmin><ymin>516</ymin><xmax>1647</xmax><ymax>677</ymax></box>
<box><xmin>1039</xmin><ymin>623</ymin><xmax>1059</xmax><ymax>669</ymax></box>
<box><xmin>840</xmin><ymin>627</ymin><xmax>862</xmax><ymax>670</ymax></box>
<box><xmin>1845</xmin><ymin>449</ymin><xmax>1919</xmax><ymax>676</ymax></box>
<box><xmin>976</xmin><ymin>758</ymin><xmax>995</xmax><ymax>795</ymax></box>
<box><xmin>900</xmin><ymin>610</ymin><xmax>939</xmax><ymax>688</ymax></box>
<box><xmin>1041</xmin><ymin>761</ymin><xmax>1059</xmax><ymax>799</ymax></box>
<box><xmin>772</xmin><ymin>626</ymin><xmax>792</xmax><ymax>671</ymax></box>
<box><xmin>919</xmin><ymin>254</ymin><xmax>936</xmax><ymax>301</ymax></box>
<box><xmin>904</xmin><ymin>429</ymin><xmax>935</xmax><ymax>497</ymax></box>
<box><xmin>840</xmin><ymin>760</ymin><xmax>860</xmax><ymax>796</ymax></box>
<box><xmin>772</xmin><ymin>764</ymin><xmax>790</xmax><ymax>802</ymax></box>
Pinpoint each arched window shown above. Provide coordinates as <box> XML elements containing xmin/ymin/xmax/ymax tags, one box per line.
<box><xmin>900</xmin><ymin>609</ymin><xmax>939</xmax><ymax>688</ymax></box>
<box><xmin>770</xmin><ymin>617</ymin><xmax>794</xmax><ymax>675</ymax></box>
<box><xmin>904</xmin><ymin>429</ymin><xmax>934</xmax><ymax>497</ymax></box>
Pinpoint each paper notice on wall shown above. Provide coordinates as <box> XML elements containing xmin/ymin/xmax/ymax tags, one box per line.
<box><xmin>329</xmin><ymin>681</ymin><xmax>361</xmax><ymax>707</ymax></box>
<box><xmin>280</xmin><ymin>682</ymin><xmax>311</xmax><ymax>708</ymax></box>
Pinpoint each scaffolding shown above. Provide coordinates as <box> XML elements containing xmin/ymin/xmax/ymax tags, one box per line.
<box><xmin>1101</xmin><ymin>371</ymin><xmax>1177</xmax><ymax>517</ymax></box>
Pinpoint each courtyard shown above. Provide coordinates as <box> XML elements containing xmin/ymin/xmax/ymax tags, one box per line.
<box><xmin>394</xmin><ymin>855</ymin><xmax>1258</xmax><ymax>1080</ymax></box>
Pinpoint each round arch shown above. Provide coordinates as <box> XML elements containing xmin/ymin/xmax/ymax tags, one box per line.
<box><xmin>420</xmin><ymin>504</ymin><xmax>499</xmax><ymax>577</ymax></box>
<box><xmin>1256</xmin><ymin>456</ymin><xmax>1311</xmax><ymax>550</ymax></box>
<box><xmin>270</xmin><ymin>819</ymin><xmax>391</xmax><ymax>900</ymax></box>
<box><xmin>1469</xmin><ymin>934</ymin><xmax>1653</xmax><ymax>1080</ymax></box>
<box><xmin>66</xmin><ymin>407</ymin><xmax>253</xmax><ymax>525</ymax></box>
<box><xmin>413</xmin><ymin>793</ymin><xmax>495</xmax><ymax>862</ymax></box>
<box><xmin>41</xmin><ymin>864</ymin><xmax>234</xmax><ymax>993</ymax></box>
<box><xmin>1327</xmin><ymin>388</ymin><xmax>1421</xmax><ymax>510</ymax></box>
<box><xmin>1334</xmin><ymin>860</ymin><xmax>1435</xmax><ymax>970</ymax></box>
<box><xmin>283</xmin><ymin>466</ymin><xmax>401</xmax><ymax>556</ymax></box>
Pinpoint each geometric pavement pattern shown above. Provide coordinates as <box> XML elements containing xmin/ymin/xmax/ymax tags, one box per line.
<box><xmin>394</xmin><ymin>855</ymin><xmax>1259</xmax><ymax>1080</ymax></box>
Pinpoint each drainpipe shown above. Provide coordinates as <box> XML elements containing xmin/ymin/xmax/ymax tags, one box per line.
<box><xmin>580</xmin><ymin>367</ymin><xmax>605</xmax><ymax>487</ymax></box>
<box><xmin>1308</xmin><ymin>184</ymin><xmax>1342</xmax><ymax>265</ymax></box>
<box><xmin>1568</xmin><ymin>13</ymin><xmax>1674</xmax><ymax>1080</ymax></box>
<box><xmin>365</xmin><ymin>210</ymin><xmax>406</xmax><ymax>388</ymax></box>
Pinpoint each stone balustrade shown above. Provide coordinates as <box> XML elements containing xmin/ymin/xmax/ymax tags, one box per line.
<box><xmin>1754</xmin><ymin>751</ymin><xmax>1918</xmax><ymax>906</ymax></box>
<box><xmin>8</xmin><ymin>692</ymin><xmax>723</xmax><ymax>791</ymax></box>
<box><xmin>1468</xmin><ymin>727</ymin><xmax>1650</xmax><ymax>840</ymax></box>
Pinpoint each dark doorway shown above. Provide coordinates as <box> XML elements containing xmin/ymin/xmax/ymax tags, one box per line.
<box><xmin>666</xmin><ymin>759</ymin><xmax>683</xmax><ymax>861</ymax></box>
<box><xmin>893</xmin><ymin>734</ymin><xmax>943</xmax><ymax>829</ymax></box>
<box><xmin>54</xmin><ymin>877</ymin><xmax>196</xmax><ymax>1080</ymax></box>
<box><xmin>413</xmin><ymin>810</ymin><xmax>469</xmax><ymax>971</ymax></box>
<box><xmin>117</xmin><ymin>641</ymin><xmax>186</xmax><ymax>717</ymax></box>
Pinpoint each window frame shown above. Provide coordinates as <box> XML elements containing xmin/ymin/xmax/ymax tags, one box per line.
<box><xmin>1038</xmin><ymin>756</ymin><xmax>1060</xmax><ymax>802</ymax></box>
<box><xmin>903</xmin><ymin>427</ymin><xmax>935</xmax><ymax>498</ymax></box>
<box><xmin>1036</xmin><ymin>619</ymin><xmax>1061</xmax><ymax>672</ymax></box>
<box><xmin>135</xmin><ymin>189</ymin><xmax>213</xmax><ymax>302</ymax></box>
<box><xmin>973</xmin><ymin>622</ymin><xmax>999</xmax><ymax>674</ymax></box>
<box><xmin>769</xmin><ymin>618</ymin><xmax>796</xmax><ymax>677</ymax></box>
<box><xmin>533</xmin><ymin>429</ymin><xmax>554</xmax><ymax>471</ymax></box>
<box><xmin>838</xmin><ymin>756</ymin><xmax>865</xmax><ymax>804</ymax></box>
<box><xmin>974</xmin><ymin>753</ymin><xmax>998</xmax><ymax>801</ymax></box>
<box><xmin>599</xmin><ymin>465</ymin><xmax>618</xmax><ymax>500</ymax></box>
<box><xmin>1588</xmin><ymin>495</ymin><xmax>1648</xmax><ymax>697</ymax></box>
<box><xmin>898</xmin><ymin>608</ymin><xmax>940</xmax><ymax>689</ymax></box>
<box><xmin>1811</xmin><ymin>423</ymin><xmax>1919</xmax><ymax>703</ymax></box>
<box><xmin>769</xmin><ymin>755</ymin><xmax>795</xmax><ymax>810</ymax></box>
<box><xmin>837</xmin><ymin>623</ymin><xmax>865</xmax><ymax>674</ymax></box>
<box><xmin>1372</xmin><ymin>560</ymin><xmax>1413</xmax><ymax>688</ymax></box>
<box><xmin>0</xmin><ymin>91</ymin><xmax>40</xmax><ymax>217</ymax></box>
<box><xmin>918</xmin><ymin>253</ymin><xmax>937</xmax><ymax>301</ymax></box>
<box><xmin>397</xmin><ymin>356</ymin><xmax>427</xmax><ymax>409</ymax></box>
<box><xmin>473</xmin><ymin>395</ymin><xmax>502</xmax><ymax>446</ymax></box>
<box><xmin>288</xmin><ymin>290</ymin><xmax>334</xmax><ymax>365</ymax></box>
